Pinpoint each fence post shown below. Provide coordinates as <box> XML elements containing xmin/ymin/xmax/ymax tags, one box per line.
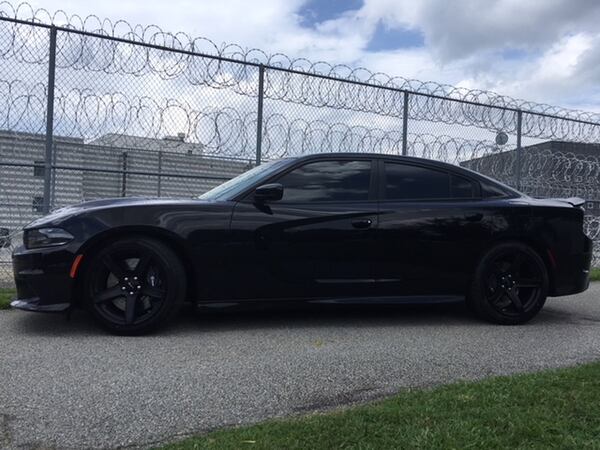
<box><xmin>402</xmin><ymin>91</ymin><xmax>409</xmax><ymax>156</ymax></box>
<box><xmin>255</xmin><ymin>64</ymin><xmax>265</xmax><ymax>166</ymax></box>
<box><xmin>121</xmin><ymin>151</ymin><xmax>128</xmax><ymax>197</ymax></box>
<box><xmin>42</xmin><ymin>26</ymin><xmax>57</xmax><ymax>214</ymax></box>
<box><xmin>157</xmin><ymin>150</ymin><xmax>163</xmax><ymax>197</ymax></box>
<box><xmin>516</xmin><ymin>110</ymin><xmax>523</xmax><ymax>191</ymax></box>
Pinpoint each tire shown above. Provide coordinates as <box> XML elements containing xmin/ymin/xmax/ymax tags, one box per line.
<box><xmin>468</xmin><ymin>241</ymin><xmax>548</xmax><ymax>325</ymax></box>
<box><xmin>83</xmin><ymin>236</ymin><xmax>186</xmax><ymax>335</ymax></box>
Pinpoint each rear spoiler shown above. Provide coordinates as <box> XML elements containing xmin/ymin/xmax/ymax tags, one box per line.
<box><xmin>546</xmin><ymin>197</ymin><xmax>586</xmax><ymax>208</ymax></box>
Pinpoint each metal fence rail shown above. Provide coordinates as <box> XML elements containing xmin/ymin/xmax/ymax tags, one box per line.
<box><xmin>0</xmin><ymin>2</ymin><xmax>599</xmax><ymax>287</ymax></box>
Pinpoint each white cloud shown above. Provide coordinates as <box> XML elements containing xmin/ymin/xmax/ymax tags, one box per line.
<box><xmin>23</xmin><ymin>0</ymin><xmax>600</xmax><ymax>111</ymax></box>
<box><xmin>357</xmin><ymin>0</ymin><xmax>600</xmax><ymax>61</ymax></box>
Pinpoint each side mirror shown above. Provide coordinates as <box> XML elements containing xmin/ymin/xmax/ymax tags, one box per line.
<box><xmin>254</xmin><ymin>183</ymin><xmax>283</xmax><ymax>202</ymax></box>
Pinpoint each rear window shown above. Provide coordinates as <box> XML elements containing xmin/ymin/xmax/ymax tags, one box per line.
<box><xmin>384</xmin><ymin>163</ymin><xmax>450</xmax><ymax>200</ymax></box>
<box><xmin>481</xmin><ymin>182</ymin><xmax>508</xmax><ymax>198</ymax></box>
<box><xmin>384</xmin><ymin>163</ymin><xmax>479</xmax><ymax>200</ymax></box>
<box><xmin>451</xmin><ymin>175</ymin><xmax>477</xmax><ymax>198</ymax></box>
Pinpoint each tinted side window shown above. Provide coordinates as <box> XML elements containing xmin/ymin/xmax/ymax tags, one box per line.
<box><xmin>481</xmin><ymin>181</ymin><xmax>507</xmax><ymax>198</ymax></box>
<box><xmin>276</xmin><ymin>160</ymin><xmax>371</xmax><ymax>202</ymax></box>
<box><xmin>451</xmin><ymin>175</ymin><xmax>477</xmax><ymax>198</ymax></box>
<box><xmin>384</xmin><ymin>163</ymin><xmax>450</xmax><ymax>200</ymax></box>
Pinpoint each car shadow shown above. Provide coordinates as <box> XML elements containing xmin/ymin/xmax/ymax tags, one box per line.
<box><xmin>8</xmin><ymin>297</ymin><xmax>592</xmax><ymax>337</ymax></box>
<box><xmin>172</xmin><ymin>301</ymin><xmax>480</xmax><ymax>334</ymax></box>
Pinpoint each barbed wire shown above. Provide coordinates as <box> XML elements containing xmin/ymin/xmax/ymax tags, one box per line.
<box><xmin>0</xmin><ymin>79</ymin><xmax>520</xmax><ymax>164</ymax></box>
<box><xmin>2</xmin><ymin>76</ymin><xmax>600</xmax><ymax>166</ymax></box>
<box><xmin>0</xmin><ymin>79</ymin><xmax>597</xmax><ymax>166</ymax></box>
<box><xmin>1</xmin><ymin>1</ymin><xmax>600</xmax><ymax>144</ymax></box>
<box><xmin>584</xmin><ymin>216</ymin><xmax>600</xmax><ymax>242</ymax></box>
<box><xmin>2</xmin><ymin>77</ymin><xmax>600</xmax><ymax>191</ymax></box>
<box><xmin>466</xmin><ymin>149</ymin><xmax>600</xmax><ymax>197</ymax></box>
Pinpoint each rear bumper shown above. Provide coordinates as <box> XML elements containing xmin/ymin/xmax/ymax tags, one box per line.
<box><xmin>11</xmin><ymin>244</ymin><xmax>77</xmax><ymax>313</ymax></box>
<box><xmin>550</xmin><ymin>236</ymin><xmax>593</xmax><ymax>297</ymax></box>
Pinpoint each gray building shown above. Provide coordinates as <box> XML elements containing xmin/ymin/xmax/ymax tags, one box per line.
<box><xmin>0</xmin><ymin>130</ymin><xmax>252</xmax><ymax>233</ymax></box>
<box><xmin>462</xmin><ymin>141</ymin><xmax>600</xmax><ymax>214</ymax></box>
<box><xmin>0</xmin><ymin>130</ymin><xmax>85</xmax><ymax>231</ymax></box>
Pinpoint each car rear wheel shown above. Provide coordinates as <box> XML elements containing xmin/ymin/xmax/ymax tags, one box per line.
<box><xmin>83</xmin><ymin>237</ymin><xmax>186</xmax><ymax>335</ymax></box>
<box><xmin>469</xmin><ymin>242</ymin><xmax>548</xmax><ymax>325</ymax></box>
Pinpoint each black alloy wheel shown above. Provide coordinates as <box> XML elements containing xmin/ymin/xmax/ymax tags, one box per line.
<box><xmin>469</xmin><ymin>242</ymin><xmax>548</xmax><ymax>324</ymax></box>
<box><xmin>84</xmin><ymin>236</ymin><xmax>185</xmax><ymax>334</ymax></box>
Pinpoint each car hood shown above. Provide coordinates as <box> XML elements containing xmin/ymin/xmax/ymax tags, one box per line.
<box><xmin>25</xmin><ymin>197</ymin><xmax>218</xmax><ymax>229</ymax></box>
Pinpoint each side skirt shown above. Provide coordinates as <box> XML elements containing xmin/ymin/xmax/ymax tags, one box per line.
<box><xmin>195</xmin><ymin>295</ymin><xmax>465</xmax><ymax>310</ymax></box>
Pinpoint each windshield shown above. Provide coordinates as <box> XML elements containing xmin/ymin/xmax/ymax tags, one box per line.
<box><xmin>199</xmin><ymin>159</ymin><xmax>290</xmax><ymax>201</ymax></box>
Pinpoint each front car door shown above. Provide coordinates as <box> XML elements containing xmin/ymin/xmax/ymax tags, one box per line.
<box><xmin>228</xmin><ymin>156</ymin><xmax>379</xmax><ymax>300</ymax></box>
<box><xmin>374</xmin><ymin>160</ymin><xmax>487</xmax><ymax>297</ymax></box>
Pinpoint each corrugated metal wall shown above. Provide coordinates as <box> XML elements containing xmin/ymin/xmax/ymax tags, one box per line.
<box><xmin>0</xmin><ymin>131</ymin><xmax>252</xmax><ymax>232</ymax></box>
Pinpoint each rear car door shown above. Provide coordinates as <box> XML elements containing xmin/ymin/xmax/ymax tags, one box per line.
<box><xmin>229</xmin><ymin>156</ymin><xmax>379</xmax><ymax>300</ymax></box>
<box><xmin>374</xmin><ymin>160</ymin><xmax>487</xmax><ymax>296</ymax></box>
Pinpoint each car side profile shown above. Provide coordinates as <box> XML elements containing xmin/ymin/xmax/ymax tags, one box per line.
<box><xmin>11</xmin><ymin>153</ymin><xmax>593</xmax><ymax>334</ymax></box>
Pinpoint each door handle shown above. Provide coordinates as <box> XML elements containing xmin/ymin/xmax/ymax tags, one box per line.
<box><xmin>465</xmin><ymin>213</ymin><xmax>483</xmax><ymax>222</ymax></box>
<box><xmin>351</xmin><ymin>218</ymin><xmax>373</xmax><ymax>229</ymax></box>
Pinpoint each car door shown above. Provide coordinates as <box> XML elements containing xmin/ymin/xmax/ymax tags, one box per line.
<box><xmin>228</xmin><ymin>157</ymin><xmax>379</xmax><ymax>300</ymax></box>
<box><xmin>374</xmin><ymin>160</ymin><xmax>487</xmax><ymax>296</ymax></box>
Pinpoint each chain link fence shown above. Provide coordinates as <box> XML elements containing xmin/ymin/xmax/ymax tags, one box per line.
<box><xmin>0</xmin><ymin>2</ymin><xmax>599</xmax><ymax>286</ymax></box>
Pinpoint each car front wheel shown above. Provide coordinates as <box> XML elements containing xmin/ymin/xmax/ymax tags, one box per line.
<box><xmin>469</xmin><ymin>242</ymin><xmax>549</xmax><ymax>325</ymax></box>
<box><xmin>83</xmin><ymin>236</ymin><xmax>186</xmax><ymax>335</ymax></box>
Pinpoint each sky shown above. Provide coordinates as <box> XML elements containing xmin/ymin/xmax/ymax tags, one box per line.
<box><xmin>21</xmin><ymin>0</ymin><xmax>600</xmax><ymax>113</ymax></box>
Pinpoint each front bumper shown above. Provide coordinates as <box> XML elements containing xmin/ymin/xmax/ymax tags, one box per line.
<box><xmin>11</xmin><ymin>299</ymin><xmax>70</xmax><ymax>312</ymax></box>
<box><xmin>11</xmin><ymin>244</ymin><xmax>77</xmax><ymax>313</ymax></box>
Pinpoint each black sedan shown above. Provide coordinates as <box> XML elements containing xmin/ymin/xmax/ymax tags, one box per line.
<box><xmin>11</xmin><ymin>153</ymin><xmax>593</xmax><ymax>334</ymax></box>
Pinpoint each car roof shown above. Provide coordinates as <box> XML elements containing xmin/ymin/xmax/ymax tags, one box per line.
<box><xmin>289</xmin><ymin>152</ymin><xmax>467</xmax><ymax>173</ymax></box>
<box><xmin>291</xmin><ymin>152</ymin><xmax>448</xmax><ymax>164</ymax></box>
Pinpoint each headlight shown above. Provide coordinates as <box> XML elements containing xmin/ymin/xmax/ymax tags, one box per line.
<box><xmin>24</xmin><ymin>228</ymin><xmax>74</xmax><ymax>249</ymax></box>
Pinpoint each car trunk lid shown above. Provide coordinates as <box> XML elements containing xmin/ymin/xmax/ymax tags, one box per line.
<box><xmin>544</xmin><ymin>197</ymin><xmax>586</xmax><ymax>208</ymax></box>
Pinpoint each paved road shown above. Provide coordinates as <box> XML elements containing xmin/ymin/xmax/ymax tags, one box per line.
<box><xmin>1</xmin><ymin>285</ymin><xmax>600</xmax><ymax>449</ymax></box>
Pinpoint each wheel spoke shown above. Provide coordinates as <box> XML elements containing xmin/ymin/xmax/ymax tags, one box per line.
<box><xmin>506</xmin><ymin>288</ymin><xmax>524</xmax><ymax>312</ymax></box>
<box><xmin>516</xmin><ymin>277</ymin><xmax>541</xmax><ymax>288</ymax></box>
<box><xmin>135</xmin><ymin>254</ymin><xmax>152</xmax><ymax>277</ymax></box>
<box><xmin>93</xmin><ymin>285</ymin><xmax>124</xmax><ymax>304</ymax></box>
<box><xmin>141</xmin><ymin>285</ymin><xmax>165</xmax><ymax>299</ymax></box>
<box><xmin>487</xmin><ymin>286</ymin><xmax>503</xmax><ymax>303</ymax></box>
<box><xmin>102</xmin><ymin>255</ymin><xmax>126</xmax><ymax>278</ymax></box>
<box><xmin>496</xmin><ymin>293</ymin><xmax>511</xmax><ymax>308</ymax></box>
<box><xmin>125</xmin><ymin>295</ymin><xmax>137</xmax><ymax>324</ymax></box>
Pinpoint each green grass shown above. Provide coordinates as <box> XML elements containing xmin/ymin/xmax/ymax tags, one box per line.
<box><xmin>591</xmin><ymin>267</ymin><xmax>600</xmax><ymax>282</ymax></box>
<box><xmin>0</xmin><ymin>288</ymin><xmax>15</xmax><ymax>310</ymax></box>
<box><xmin>162</xmin><ymin>362</ymin><xmax>600</xmax><ymax>450</ymax></box>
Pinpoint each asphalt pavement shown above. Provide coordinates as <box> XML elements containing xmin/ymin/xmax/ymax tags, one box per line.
<box><xmin>1</xmin><ymin>284</ymin><xmax>599</xmax><ymax>449</ymax></box>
